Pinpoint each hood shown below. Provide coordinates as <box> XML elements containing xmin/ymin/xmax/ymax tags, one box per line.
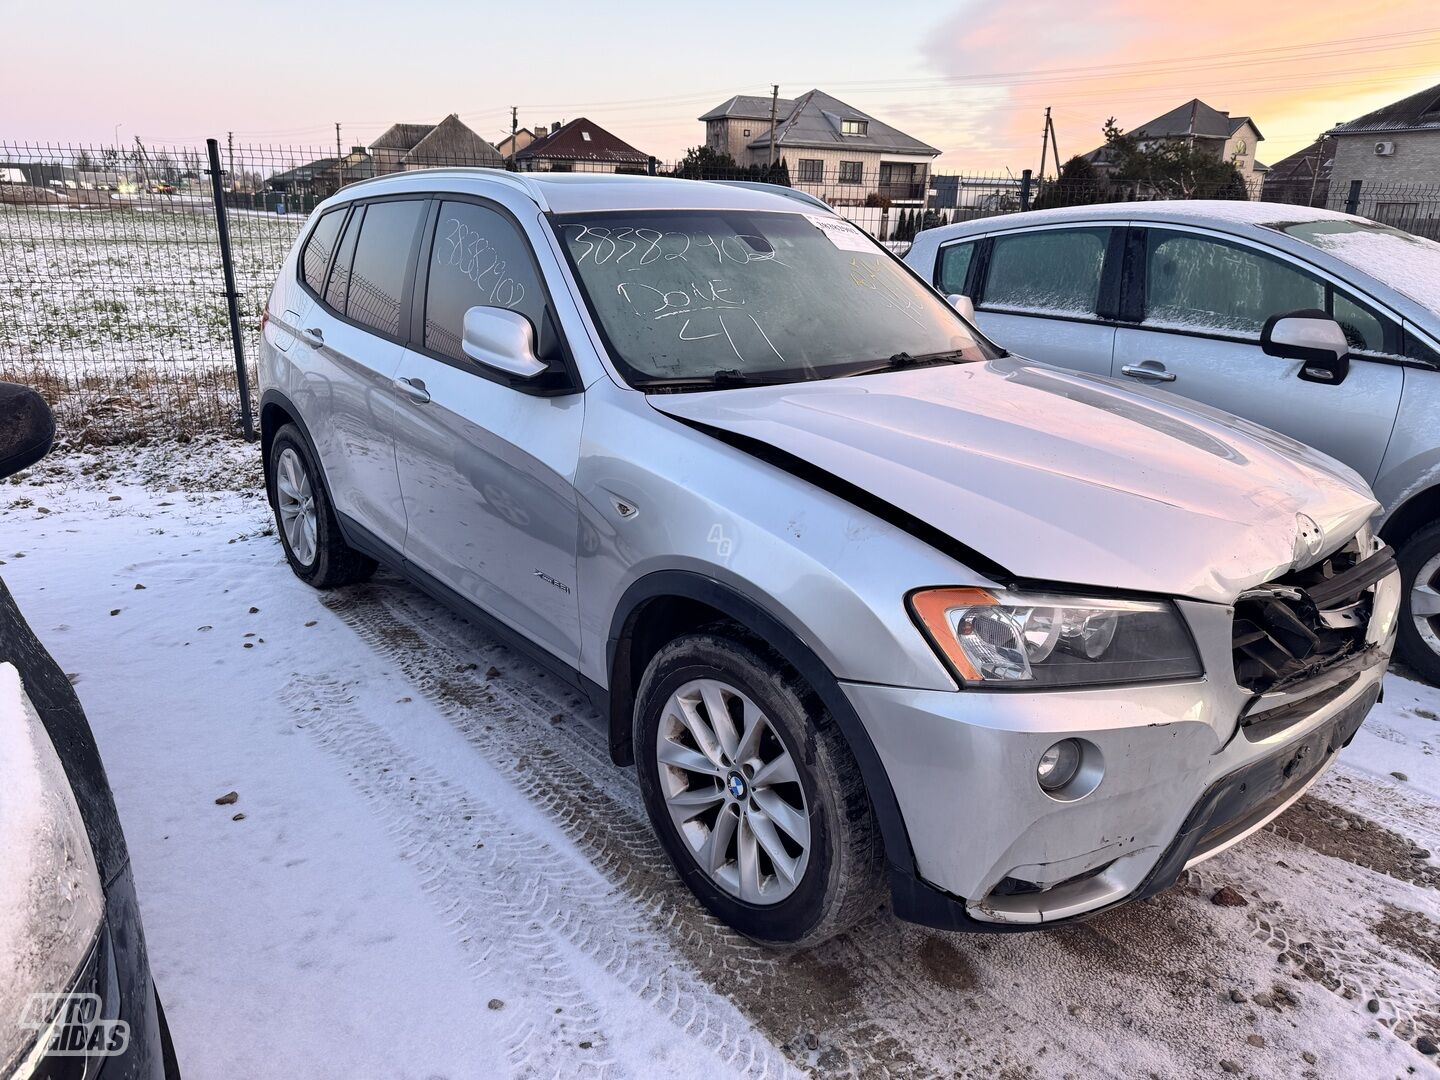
<box><xmin>649</xmin><ymin>357</ymin><xmax>1379</xmax><ymax>604</ymax></box>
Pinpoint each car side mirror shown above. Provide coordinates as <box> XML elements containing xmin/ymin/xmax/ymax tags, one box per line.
<box><xmin>0</xmin><ymin>383</ymin><xmax>55</xmax><ymax>480</ymax></box>
<box><xmin>947</xmin><ymin>293</ymin><xmax>976</xmax><ymax>322</ymax></box>
<box><xmin>461</xmin><ymin>306</ymin><xmax>548</xmax><ymax>380</ymax></box>
<box><xmin>1261</xmin><ymin>309</ymin><xmax>1351</xmax><ymax>386</ymax></box>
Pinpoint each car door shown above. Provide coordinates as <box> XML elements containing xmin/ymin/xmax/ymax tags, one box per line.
<box><xmin>390</xmin><ymin>197</ymin><xmax>585</xmax><ymax>667</ymax></box>
<box><xmin>1111</xmin><ymin>226</ymin><xmax>1403</xmax><ymax>481</ymax></box>
<box><xmin>938</xmin><ymin>224</ymin><xmax>1121</xmax><ymax>377</ymax></box>
<box><xmin>292</xmin><ymin>198</ymin><xmax>427</xmax><ymax>553</ymax></box>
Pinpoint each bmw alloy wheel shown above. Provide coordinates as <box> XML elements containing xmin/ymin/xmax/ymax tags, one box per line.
<box><xmin>654</xmin><ymin>678</ymin><xmax>811</xmax><ymax>904</ymax></box>
<box><xmin>1411</xmin><ymin>551</ymin><xmax>1440</xmax><ymax>656</ymax></box>
<box><xmin>275</xmin><ymin>446</ymin><xmax>318</xmax><ymax>568</ymax></box>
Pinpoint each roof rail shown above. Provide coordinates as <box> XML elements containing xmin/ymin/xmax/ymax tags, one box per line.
<box><xmin>334</xmin><ymin>167</ymin><xmax>549</xmax><ymax>206</ymax></box>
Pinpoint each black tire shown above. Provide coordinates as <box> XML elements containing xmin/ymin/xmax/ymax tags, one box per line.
<box><xmin>268</xmin><ymin>424</ymin><xmax>375</xmax><ymax>588</ymax></box>
<box><xmin>1395</xmin><ymin>521</ymin><xmax>1440</xmax><ymax>684</ymax></box>
<box><xmin>633</xmin><ymin>628</ymin><xmax>886</xmax><ymax>947</ymax></box>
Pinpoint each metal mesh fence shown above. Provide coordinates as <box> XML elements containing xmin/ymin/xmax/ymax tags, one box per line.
<box><xmin>4</xmin><ymin>138</ymin><xmax>1440</xmax><ymax>442</ymax></box>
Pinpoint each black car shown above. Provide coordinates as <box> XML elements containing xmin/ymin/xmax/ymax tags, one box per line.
<box><xmin>0</xmin><ymin>384</ymin><xmax>178</xmax><ymax>1079</ymax></box>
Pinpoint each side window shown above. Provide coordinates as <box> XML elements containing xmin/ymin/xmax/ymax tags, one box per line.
<box><xmin>983</xmin><ymin>228</ymin><xmax>1110</xmax><ymax>316</ymax></box>
<box><xmin>301</xmin><ymin>209</ymin><xmax>345</xmax><ymax>294</ymax></box>
<box><xmin>346</xmin><ymin>200</ymin><xmax>427</xmax><ymax>338</ymax></box>
<box><xmin>1144</xmin><ymin>231</ymin><xmax>1323</xmax><ymax>337</ymax></box>
<box><xmin>324</xmin><ymin>207</ymin><xmax>361</xmax><ymax>313</ymax></box>
<box><xmin>1405</xmin><ymin>329</ymin><xmax>1440</xmax><ymax>367</ymax></box>
<box><xmin>936</xmin><ymin>242</ymin><xmax>975</xmax><ymax>296</ymax></box>
<box><xmin>1331</xmin><ymin>292</ymin><xmax>1388</xmax><ymax>354</ymax></box>
<box><xmin>424</xmin><ymin>201</ymin><xmax>545</xmax><ymax>364</ymax></box>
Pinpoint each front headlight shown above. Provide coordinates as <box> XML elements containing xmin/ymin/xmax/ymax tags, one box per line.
<box><xmin>0</xmin><ymin>662</ymin><xmax>105</xmax><ymax>1075</ymax></box>
<box><xmin>909</xmin><ymin>587</ymin><xmax>1203</xmax><ymax>688</ymax></box>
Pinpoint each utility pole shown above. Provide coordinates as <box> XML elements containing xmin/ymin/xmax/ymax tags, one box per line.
<box><xmin>226</xmin><ymin>131</ymin><xmax>234</xmax><ymax>192</ymax></box>
<box><xmin>1308</xmin><ymin>133</ymin><xmax>1329</xmax><ymax>207</ymax></box>
<box><xmin>511</xmin><ymin>106</ymin><xmax>518</xmax><ymax>140</ymax></box>
<box><xmin>335</xmin><ymin>122</ymin><xmax>342</xmax><ymax>162</ymax></box>
<box><xmin>1047</xmin><ymin>112</ymin><xmax>1061</xmax><ymax>175</ymax></box>
<box><xmin>767</xmin><ymin>84</ymin><xmax>779</xmax><ymax>169</ymax></box>
<box><xmin>1038</xmin><ymin>106</ymin><xmax>1051</xmax><ymax>181</ymax></box>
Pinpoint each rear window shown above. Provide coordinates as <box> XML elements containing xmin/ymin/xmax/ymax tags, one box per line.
<box><xmin>301</xmin><ymin>209</ymin><xmax>345</xmax><ymax>293</ymax></box>
<box><xmin>936</xmin><ymin>242</ymin><xmax>975</xmax><ymax>296</ymax></box>
<box><xmin>983</xmin><ymin>228</ymin><xmax>1110</xmax><ymax>316</ymax></box>
<box><xmin>346</xmin><ymin>200</ymin><xmax>426</xmax><ymax>338</ymax></box>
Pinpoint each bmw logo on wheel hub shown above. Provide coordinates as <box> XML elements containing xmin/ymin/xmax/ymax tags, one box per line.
<box><xmin>727</xmin><ymin>772</ymin><xmax>748</xmax><ymax>800</ymax></box>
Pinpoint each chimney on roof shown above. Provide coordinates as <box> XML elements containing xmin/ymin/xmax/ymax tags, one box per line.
<box><xmin>554</xmin><ymin>120</ymin><xmax>563</xmax><ymax>133</ymax></box>
<box><xmin>534</xmin><ymin>125</ymin><xmax>548</xmax><ymax>138</ymax></box>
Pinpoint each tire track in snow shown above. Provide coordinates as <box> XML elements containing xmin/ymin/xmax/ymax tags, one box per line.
<box><xmin>282</xmin><ymin>673</ymin><xmax>622</xmax><ymax>1080</ymax></box>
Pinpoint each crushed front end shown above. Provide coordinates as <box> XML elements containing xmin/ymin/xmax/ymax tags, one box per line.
<box><xmin>849</xmin><ymin>533</ymin><xmax>1401</xmax><ymax>930</ymax></box>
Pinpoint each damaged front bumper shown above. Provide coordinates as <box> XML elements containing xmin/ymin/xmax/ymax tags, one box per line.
<box><xmin>849</xmin><ymin>556</ymin><xmax>1401</xmax><ymax>931</ymax></box>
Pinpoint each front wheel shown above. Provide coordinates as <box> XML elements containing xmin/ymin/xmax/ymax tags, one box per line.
<box><xmin>1396</xmin><ymin>521</ymin><xmax>1440</xmax><ymax>683</ymax></box>
<box><xmin>633</xmin><ymin>630</ymin><xmax>885</xmax><ymax>947</ymax></box>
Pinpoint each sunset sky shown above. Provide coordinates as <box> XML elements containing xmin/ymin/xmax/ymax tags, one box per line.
<box><xmin>6</xmin><ymin>0</ymin><xmax>1440</xmax><ymax>174</ymax></box>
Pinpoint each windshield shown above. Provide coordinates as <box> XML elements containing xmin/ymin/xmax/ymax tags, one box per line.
<box><xmin>553</xmin><ymin>209</ymin><xmax>991</xmax><ymax>388</ymax></box>
<box><xmin>1267</xmin><ymin>217</ymin><xmax>1440</xmax><ymax>315</ymax></box>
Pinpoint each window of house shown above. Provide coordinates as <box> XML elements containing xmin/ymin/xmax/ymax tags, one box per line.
<box><xmin>742</xmin><ymin>128</ymin><xmax>751</xmax><ymax>137</ymax></box>
<box><xmin>302</xmin><ymin>208</ymin><xmax>345</xmax><ymax>293</ymax></box>
<box><xmin>797</xmin><ymin>159</ymin><xmax>823</xmax><ymax>183</ymax></box>
<box><xmin>937</xmin><ymin>242</ymin><xmax>975</xmax><ymax>296</ymax></box>
<box><xmin>1144</xmin><ymin>230</ymin><xmax>1324</xmax><ymax>336</ymax></box>
<box><xmin>425</xmin><ymin>201</ymin><xmax>546</xmax><ymax>364</ymax></box>
<box><xmin>983</xmin><ymin>228</ymin><xmax>1111</xmax><ymax>316</ymax></box>
<box><xmin>838</xmin><ymin>161</ymin><xmax>862</xmax><ymax>185</ymax></box>
<box><xmin>323</xmin><ymin>207</ymin><xmax>361</xmax><ymax>313</ymax></box>
<box><xmin>581</xmin><ymin>131</ymin><xmax>592</xmax><ymax>141</ymax></box>
<box><xmin>840</xmin><ymin>120</ymin><xmax>868</xmax><ymax>136</ymax></box>
<box><xmin>345</xmin><ymin>199</ymin><xmax>426</xmax><ymax>338</ymax></box>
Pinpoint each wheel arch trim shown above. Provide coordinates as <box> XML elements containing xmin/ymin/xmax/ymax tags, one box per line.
<box><xmin>605</xmin><ymin>568</ymin><xmax>919</xmax><ymax>878</ymax></box>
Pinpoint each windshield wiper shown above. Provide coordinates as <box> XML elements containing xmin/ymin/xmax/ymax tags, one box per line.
<box><xmin>632</xmin><ymin>368</ymin><xmax>798</xmax><ymax>392</ymax></box>
<box><xmin>831</xmin><ymin>350</ymin><xmax>971</xmax><ymax>379</ymax></box>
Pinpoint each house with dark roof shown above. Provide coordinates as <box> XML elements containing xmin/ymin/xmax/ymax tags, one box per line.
<box><xmin>511</xmin><ymin>118</ymin><xmax>649</xmax><ymax>173</ymax></box>
<box><xmin>369</xmin><ymin>115</ymin><xmax>503</xmax><ymax>174</ymax></box>
<box><xmin>1261</xmin><ymin>136</ymin><xmax>1334</xmax><ymax>206</ymax></box>
<box><xmin>1324</xmin><ymin>81</ymin><xmax>1440</xmax><ymax>192</ymax></box>
<box><xmin>699</xmin><ymin>90</ymin><xmax>940</xmax><ymax>205</ymax></box>
<box><xmin>266</xmin><ymin>146</ymin><xmax>374</xmax><ymax>201</ymax></box>
<box><xmin>496</xmin><ymin>127</ymin><xmax>537</xmax><ymax>160</ymax></box>
<box><xmin>1085</xmin><ymin>99</ymin><xmax>1265</xmax><ymax>183</ymax></box>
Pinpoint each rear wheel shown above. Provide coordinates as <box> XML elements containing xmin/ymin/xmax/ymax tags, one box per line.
<box><xmin>1396</xmin><ymin>521</ymin><xmax>1440</xmax><ymax>683</ymax></box>
<box><xmin>633</xmin><ymin>629</ymin><xmax>885</xmax><ymax>947</ymax></box>
<box><xmin>268</xmin><ymin>424</ymin><xmax>375</xmax><ymax>588</ymax></box>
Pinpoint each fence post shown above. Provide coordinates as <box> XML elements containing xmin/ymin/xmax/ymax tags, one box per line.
<box><xmin>647</xmin><ymin>156</ymin><xmax>658</xmax><ymax>177</ymax></box>
<box><xmin>1344</xmin><ymin>179</ymin><xmax>1362</xmax><ymax>217</ymax></box>
<box><xmin>1019</xmin><ymin>169</ymin><xmax>1033</xmax><ymax>212</ymax></box>
<box><xmin>206</xmin><ymin>138</ymin><xmax>255</xmax><ymax>441</ymax></box>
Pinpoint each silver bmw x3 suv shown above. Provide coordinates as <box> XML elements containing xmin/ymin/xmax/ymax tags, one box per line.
<box><xmin>259</xmin><ymin>170</ymin><xmax>1401</xmax><ymax>944</ymax></box>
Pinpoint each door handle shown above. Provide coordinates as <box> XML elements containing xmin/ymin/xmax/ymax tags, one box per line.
<box><xmin>1120</xmin><ymin>362</ymin><xmax>1177</xmax><ymax>383</ymax></box>
<box><xmin>393</xmin><ymin>376</ymin><xmax>431</xmax><ymax>404</ymax></box>
<box><xmin>301</xmin><ymin>327</ymin><xmax>324</xmax><ymax>347</ymax></box>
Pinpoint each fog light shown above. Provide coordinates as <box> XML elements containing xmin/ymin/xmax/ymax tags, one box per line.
<box><xmin>1037</xmin><ymin>739</ymin><xmax>1082</xmax><ymax>792</ymax></box>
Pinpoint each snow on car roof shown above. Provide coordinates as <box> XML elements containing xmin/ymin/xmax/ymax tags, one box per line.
<box><xmin>1273</xmin><ymin>219</ymin><xmax>1440</xmax><ymax>316</ymax></box>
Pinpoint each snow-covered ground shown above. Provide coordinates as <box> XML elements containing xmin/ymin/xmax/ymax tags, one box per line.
<box><xmin>3</xmin><ymin>438</ymin><xmax>1439</xmax><ymax>1078</ymax></box>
